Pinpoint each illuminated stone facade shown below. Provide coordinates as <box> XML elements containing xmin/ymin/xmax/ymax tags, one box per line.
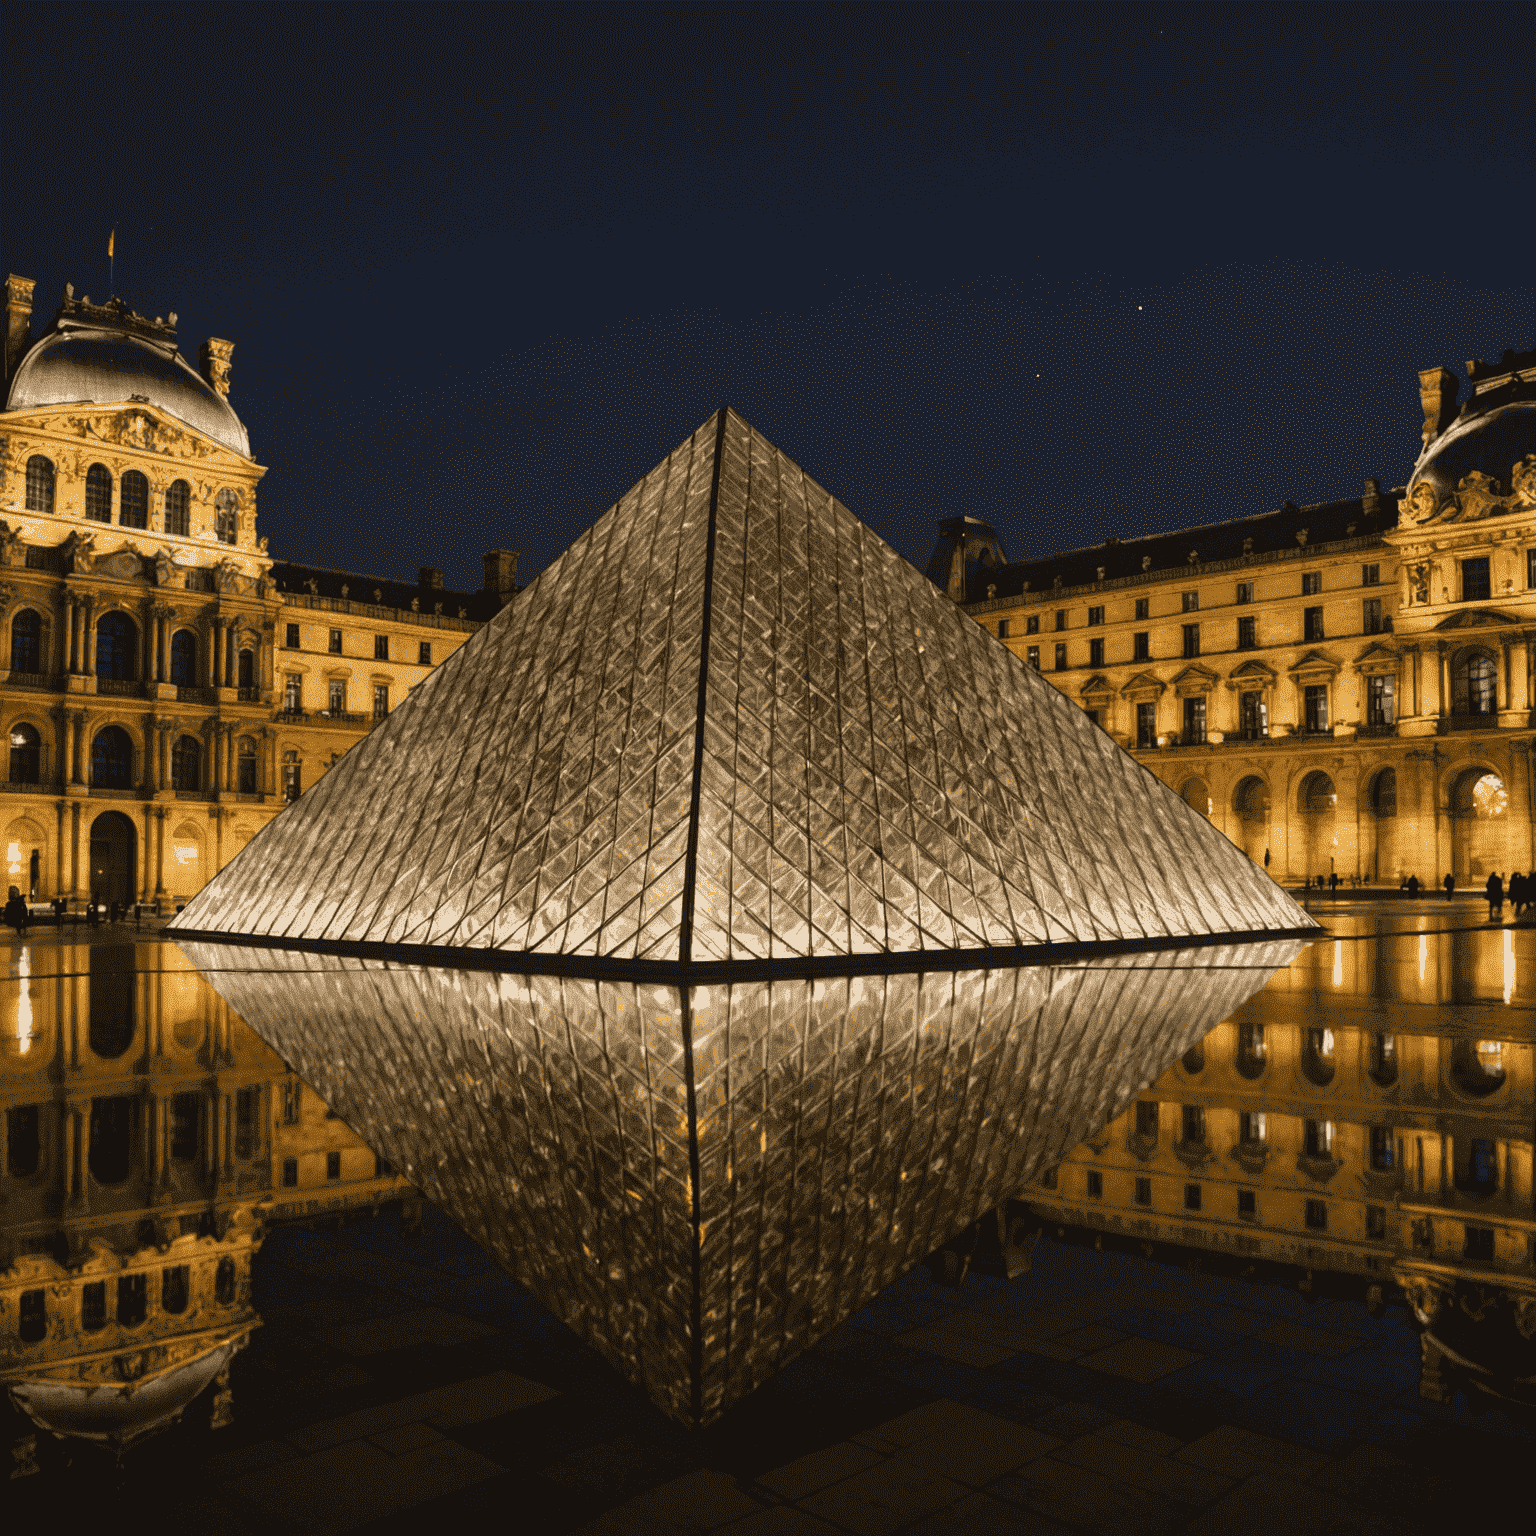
<box><xmin>0</xmin><ymin>943</ymin><xmax>415</xmax><ymax>1457</ymax></box>
<box><xmin>0</xmin><ymin>273</ymin><xmax>512</xmax><ymax>908</ymax></box>
<box><xmin>940</xmin><ymin>348</ymin><xmax>1536</xmax><ymax>888</ymax></box>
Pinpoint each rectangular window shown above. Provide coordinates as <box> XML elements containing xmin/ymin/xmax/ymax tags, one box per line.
<box><xmin>116</xmin><ymin>1274</ymin><xmax>147</xmax><ymax>1327</ymax></box>
<box><xmin>1304</xmin><ymin>605</ymin><xmax>1324</xmax><ymax>641</ymax></box>
<box><xmin>1054</xmin><ymin>642</ymin><xmax>1067</xmax><ymax>671</ymax></box>
<box><xmin>373</xmin><ymin>685</ymin><xmax>389</xmax><ymax>719</ymax></box>
<box><xmin>418</xmin><ymin>641</ymin><xmax>432</xmax><ymax>665</ymax></box>
<box><xmin>1134</xmin><ymin>1176</ymin><xmax>1152</xmax><ymax>1206</ymax></box>
<box><xmin>1363</xmin><ymin>597</ymin><xmax>1384</xmax><ymax>634</ymax></box>
<box><xmin>1239</xmin><ymin>1111</ymin><xmax>1267</xmax><ymax>1144</ymax></box>
<box><xmin>1302</xmin><ymin>571</ymin><xmax>1321</xmax><ymax>596</ymax></box>
<box><xmin>1304</xmin><ymin>684</ymin><xmax>1329</xmax><ymax>733</ymax></box>
<box><xmin>1182</xmin><ymin>1105</ymin><xmax>1205</xmax><ymax>1143</ymax></box>
<box><xmin>328</xmin><ymin>628</ymin><xmax>342</xmax><ymax>654</ymax></box>
<box><xmin>1088</xmin><ymin>605</ymin><xmax>1105</xmax><ymax>626</ymax></box>
<box><xmin>1305</xmin><ymin>1199</ymin><xmax>1328</xmax><ymax>1230</ymax></box>
<box><xmin>1238</xmin><ymin>1189</ymin><xmax>1256</xmax><ymax>1219</ymax></box>
<box><xmin>1136</xmin><ymin>701</ymin><xmax>1157</xmax><ymax>748</ymax></box>
<box><xmin>284</xmin><ymin>676</ymin><xmax>302</xmax><ymax>713</ymax></box>
<box><xmin>328</xmin><ymin>680</ymin><xmax>346</xmax><ymax>715</ymax></box>
<box><xmin>1133</xmin><ymin>631</ymin><xmax>1150</xmax><ymax>662</ymax></box>
<box><xmin>1182</xmin><ymin>623</ymin><xmax>1199</xmax><ymax>659</ymax></box>
<box><xmin>1085</xmin><ymin>709</ymin><xmax>1102</xmax><ymax>729</ymax></box>
<box><xmin>1464</xmin><ymin>1225</ymin><xmax>1495</xmax><ymax>1261</ymax></box>
<box><xmin>1470</xmin><ymin>1138</ymin><xmax>1497</xmax><ymax>1191</ymax></box>
<box><xmin>1136</xmin><ymin>1101</ymin><xmax>1158</xmax><ymax>1138</ymax></box>
<box><xmin>1236</xmin><ymin>581</ymin><xmax>1254</xmax><ymax>604</ymax></box>
<box><xmin>326</xmin><ymin>1151</ymin><xmax>341</xmax><ymax>1181</ymax></box>
<box><xmin>1237</xmin><ymin>615</ymin><xmax>1257</xmax><ymax>649</ymax></box>
<box><xmin>1134</xmin><ymin>597</ymin><xmax>1150</xmax><ymax>621</ymax></box>
<box><xmin>1055</xmin><ymin>609</ymin><xmax>1067</xmax><ymax>631</ymax></box>
<box><xmin>1362</xmin><ymin>563</ymin><xmax>1380</xmax><ymax>587</ymax></box>
<box><xmin>1087</xmin><ymin>1170</ymin><xmax>1103</xmax><ymax>1198</ymax></box>
<box><xmin>1183</xmin><ymin>695</ymin><xmax>1206</xmax><ymax>744</ymax></box>
<box><xmin>234</xmin><ymin>1088</ymin><xmax>257</xmax><ymax>1160</ymax></box>
<box><xmin>1367</xmin><ymin>674</ymin><xmax>1395</xmax><ymax>726</ymax></box>
<box><xmin>82</xmin><ymin>1280</ymin><xmax>107</xmax><ymax>1331</ymax></box>
<box><xmin>282</xmin><ymin>1081</ymin><xmax>300</xmax><ymax>1125</ymax></box>
<box><xmin>282</xmin><ymin>1157</ymin><xmax>298</xmax><ymax>1188</ymax></box>
<box><xmin>997</xmin><ymin>619</ymin><xmax>1010</xmax><ymax>639</ymax></box>
<box><xmin>1026</xmin><ymin>646</ymin><xmax>1040</xmax><ymax>670</ymax></box>
<box><xmin>1181</xmin><ymin>591</ymin><xmax>1199</xmax><ymax>613</ymax></box>
<box><xmin>170</xmin><ymin>1094</ymin><xmax>199</xmax><ymax>1161</ymax></box>
<box><xmin>1366</xmin><ymin>1205</ymin><xmax>1386</xmax><ymax>1241</ymax></box>
<box><xmin>1026</xmin><ymin>614</ymin><xmax>1040</xmax><ymax>635</ymax></box>
<box><xmin>1239</xmin><ymin>691</ymin><xmax>1267</xmax><ymax>737</ymax></box>
<box><xmin>1184</xmin><ymin>1184</ymin><xmax>1202</xmax><ymax>1211</ymax></box>
<box><xmin>1462</xmin><ymin>557</ymin><xmax>1490</xmax><ymax>602</ymax></box>
<box><xmin>162</xmin><ymin>1265</ymin><xmax>190</xmax><ymax>1315</ymax></box>
<box><xmin>1304</xmin><ymin>1119</ymin><xmax>1334</xmax><ymax>1157</ymax></box>
<box><xmin>1089</xmin><ymin>638</ymin><xmax>1104</xmax><ymax>668</ymax></box>
<box><xmin>374</xmin><ymin>634</ymin><xmax>389</xmax><ymax>661</ymax></box>
<box><xmin>284</xmin><ymin>623</ymin><xmax>300</xmax><ymax>649</ymax></box>
<box><xmin>1370</xmin><ymin>1127</ymin><xmax>1395</xmax><ymax>1170</ymax></box>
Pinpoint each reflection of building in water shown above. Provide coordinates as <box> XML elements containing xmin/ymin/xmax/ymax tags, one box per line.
<box><xmin>939</xmin><ymin>346</ymin><xmax>1536</xmax><ymax>887</ymax></box>
<box><xmin>1021</xmin><ymin>915</ymin><xmax>1536</xmax><ymax>1407</ymax></box>
<box><xmin>0</xmin><ymin>944</ymin><xmax>413</xmax><ymax>1465</ymax></box>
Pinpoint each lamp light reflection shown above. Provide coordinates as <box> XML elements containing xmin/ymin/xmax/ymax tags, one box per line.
<box><xmin>16</xmin><ymin>945</ymin><xmax>32</xmax><ymax>1054</ymax></box>
<box><xmin>1504</xmin><ymin>928</ymin><xmax>1515</xmax><ymax>1005</ymax></box>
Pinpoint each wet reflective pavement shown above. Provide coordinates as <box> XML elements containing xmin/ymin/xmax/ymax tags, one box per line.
<box><xmin>3</xmin><ymin>909</ymin><xmax>1532</xmax><ymax>1531</ymax></box>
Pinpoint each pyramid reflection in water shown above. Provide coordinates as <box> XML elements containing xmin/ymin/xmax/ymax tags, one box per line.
<box><xmin>181</xmin><ymin>943</ymin><xmax>1304</xmax><ymax>1426</ymax></box>
<box><xmin>173</xmin><ymin>407</ymin><xmax>1313</xmax><ymax>1424</ymax></box>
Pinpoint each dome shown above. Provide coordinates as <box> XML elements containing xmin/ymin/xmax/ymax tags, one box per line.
<box><xmin>1405</xmin><ymin>351</ymin><xmax>1535</xmax><ymax>522</ymax></box>
<box><xmin>6</xmin><ymin>303</ymin><xmax>250</xmax><ymax>458</ymax></box>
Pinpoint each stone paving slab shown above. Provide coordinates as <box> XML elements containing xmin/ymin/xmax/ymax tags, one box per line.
<box><xmin>311</xmin><ymin>1304</ymin><xmax>499</xmax><ymax>1355</ymax></box>
<box><xmin>1078</xmin><ymin>1335</ymin><xmax>1203</xmax><ymax>1382</ymax></box>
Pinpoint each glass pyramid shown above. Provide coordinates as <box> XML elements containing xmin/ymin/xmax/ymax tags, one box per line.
<box><xmin>173</xmin><ymin>407</ymin><xmax>1315</xmax><ymax>1426</ymax></box>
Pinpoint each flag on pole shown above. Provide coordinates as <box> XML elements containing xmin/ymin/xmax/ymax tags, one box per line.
<box><xmin>107</xmin><ymin>229</ymin><xmax>114</xmax><ymax>259</ymax></box>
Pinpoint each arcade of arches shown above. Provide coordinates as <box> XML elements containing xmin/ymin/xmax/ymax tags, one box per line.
<box><xmin>1139</xmin><ymin>753</ymin><xmax>1532</xmax><ymax>888</ymax></box>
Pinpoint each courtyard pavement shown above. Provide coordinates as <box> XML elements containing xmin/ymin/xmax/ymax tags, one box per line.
<box><xmin>11</xmin><ymin>1200</ymin><xmax>1529</xmax><ymax>1533</ymax></box>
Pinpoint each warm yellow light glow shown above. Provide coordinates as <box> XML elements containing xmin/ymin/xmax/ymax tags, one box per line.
<box><xmin>1332</xmin><ymin>941</ymin><xmax>1343</xmax><ymax>988</ymax></box>
<box><xmin>1418</xmin><ymin>933</ymin><xmax>1427</xmax><ymax>983</ymax></box>
<box><xmin>173</xmin><ymin>842</ymin><xmax>200</xmax><ymax>866</ymax></box>
<box><xmin>15</xmin><ymin>946</ymin><xmax>32</xmax><ymax>1054</ymax></box>
<box><xmin>1504</xmin><ymin>929</ymin><xmax>1516</xmax><ymax>1005</ymax></box>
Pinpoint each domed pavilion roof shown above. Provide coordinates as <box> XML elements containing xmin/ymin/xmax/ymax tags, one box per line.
<box><xmin>6</xmin><ymin>289</ymin><xmax>250</xmax><ymax>457</ymax></box>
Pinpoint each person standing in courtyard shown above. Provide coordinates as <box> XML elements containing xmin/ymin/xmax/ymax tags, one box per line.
<box><xmin>1511</xmin><ymin>871</ymin><xmax>1525</xmax><ymax>916</ymax></box>
<box><xmin>1487</xmin><ymin>871</ymin><xmax>1504</xmax><ymax>921</ymax></box>
<box><xmin>3</xmin><ymin>886</ymin><xmax>27</xmax><ymax>937</ymax></box>
<box><xmin>1408</xmin><ymin>874</ymin><xmax>1420</xmax><ymax>897</ymax></box>
<box><xmin>1444</xmin><ymin>873</ymin><xmax>1455</xmax><ymax>901</ymax></box>
<box><xmin>1328</xmin><ymin>871</ymin><xmax>1339</xmax><ymax>895</ymax></box>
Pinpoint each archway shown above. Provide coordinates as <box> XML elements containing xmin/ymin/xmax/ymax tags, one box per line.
<box><xmin>1179</xmin><ymin>777</ymin><xmax>1212</xmax><ymax>818</ymax></box>
<box><xmin>5</xmin><ymin>816</ymin><xmax>46</xmax><ymax>899</ymax></box>
<box><xmin>1297</xmin><ymin>770</ymin><xmax>1337</xmax><ymax>881</ymax></box>
<box><xmin>1450</xmin><ymin>768</ymin><xmax>1509</xmax><ymax>883</ymax></box>
<box><xmin>1363</xmin><ymin>768</ymin><xmax>1398</xmax><ymax>884</ymax></box>
<box><xmin>95</xmin><ymin>611</ymin><xmax>139</xmax><ymax>681</ymax></box>
<box><xmin>1232</xmin><ymin>776</ymin><xmax>1269</xmax><ymax>864</ymax></box>
<box><xmin>89</xmin><ymin>811</ymin><xmax>137</xmax><ymax>907</ymax></box>
<box><xmin>170</xmin><ymin>629</ymin><xmax>198</xmax><ymax>687</ymax></box>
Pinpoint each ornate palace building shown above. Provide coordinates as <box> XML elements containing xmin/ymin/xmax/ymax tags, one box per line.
<box><xmin>933</xmin><ymin>346</ymin><xmax>1536</xmax><ymax>887</ymax></box>
<box><xmin>0</xmin><ymin>273</ymin><xmax>515</xmax><ymax>909</ymax></box>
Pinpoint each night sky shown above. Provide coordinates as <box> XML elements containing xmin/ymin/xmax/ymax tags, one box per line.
<box><xmin>5</xmin><ymin>2</ymin><xmax>1531</xmax><ymax>595</ymax></box>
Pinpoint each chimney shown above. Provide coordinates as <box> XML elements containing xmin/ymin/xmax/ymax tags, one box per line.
<box><xmin>482</xmin><ymin>550</ymin><xmax>519</xmax><ymax>609</ymax></box>
<box><xmin>200</xmin><ymin>337</ymin><xmax>234</xmax><ymax>397</ymax></box>
<box><xmin>417</xmin><ymin>567</ymin><xmax>443</xmax><ymax>590</ymax></box>
<box><xmin>5</xmin><ymin>275</ymin><xmax>36</xmax><ymax>386</ymax></box>
<box><xmin>1417</xmin><ymin>365</ymin><xmax>1458</xmax><ymax>447</ymax></box>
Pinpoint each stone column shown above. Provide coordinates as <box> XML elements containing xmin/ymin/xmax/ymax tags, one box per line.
<box><xmin>1498</xmin><ymin>638</ymin><xmax>1510</xmax><ymax>712</ymax></box>
<box><xmin>69</xmin><ymin>801</ymin><xmax>83</xmax><ymax>900</ymax></box>
<box><xmin>63</xmin><ymin>713</ymin><xmax>76</xmax><ymax>785</ymax></box>
<box><xmin>54</xmin><ymin>800</ymin><xmax>65</xmax><ymax>896</ymax></box>
<box><xmin>225</xmin><ymin>624</ymin><xmax>237</xmax><ymax>687</ymax></box>
<box><xmin>159</xmin><ymin>722</ymin><xmax>171</xmax><ymax>791</ymax></box>
<box><xmin>154</xmin><ymin>807</ymin><xmax>167</xmax><ymax>897</ymax></box>
<box><xmin>225</xmin><ymin>727</ymin><xmax>236</xmax><ymax>789</ymax></box>
<box><xmin>67</xmin><ymin>597</ymin><xmax>80</xmax><ymax>673</ymax></box>
<box><xmin>212</xmin><ymin>806</ymin><xmax>224</xmax><ymax>872</ymax></box>
<box><xmin>1436</xmin><ymin>644</ymin><xmax>1449</xmax><ymax>718</ymax></box>
<box><xmin>212</xmin><ymin>726</ymin><xmax>226</xmax><ymax>792</ymax></box>
<box><xmin>83</xmin><ymin>597</ymin><xmax>97</xmax><ymax>677</ymax></box>
<box><xmin>139</xmin><ymin>804</ymin><xmax>154</xmax><ymax>902</ymax></box>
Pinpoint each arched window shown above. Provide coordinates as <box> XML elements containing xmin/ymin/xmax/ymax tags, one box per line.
<box><xmin>25</xmin><ymin>455</ymin><xmax>55</xmax><ymax>513</ymax></box>
<box><xmin>91</xmin><ymin>725</ymin><xmax>134</xmax><ymax>788</ymax></box>
<box><xmin>9</xmin><ymin>723</ymin><xmax>40</xmax><ymax>784</ymax></box>
<box><xmin>1299</xmin><ymin>771</ymin><xmax>1336</xmax><ymax>815</ymax></box>
<box><xmin>95</xmin><ymin>611</ymin><xmax>138</xmax><ymax>681</ymax></box>
<box><xmin>119</xmin><ymin>470</ymin><xmax>148</xmax><ymax>529</ymax></box>
<box><xmin>10</xmin><ymin>609</ymin><xmax>41</xmax><ymax>675</ymax></box>
<box><xmin>1371</xmin><ymin>768</ymin><xmax>1397</xmax><ymax>817</ymax></box>
<box><xmin>170</xmin><ymin>629</ymin><xmax>198</xmax><ymax>687</ymax></box>
<box><xmin>237</xmin><ymin>736</ymin><xmax>257</xmax><ymax>793</ymax></box>
<box><xmin>215</xmin><ymin>489</ymin><xmax>238</xmax><ymax>545</ymax></box>
<box><xmin>1455</xmin><ymin>652</ymin><xmax>1497</xmax><ymax>715</ymax></box>
<box><xmin>85</xmin><ymin>463</ymin><xmax>113</xmax><ymax>522</ymax></box>
<box><xmin>1179</xmin><ymin>777</ymin><xmax>1211</xmax><ymax>818</ymax></box>
<box><xmin>238</xmin><ymin>648</ymin><xmax>255</xmax><ymax>689</ymax></box>
<box><xmin>171</xmin><ymin>735</ymin><xmax>201</xmax><ymax>791</ymax></box>
<box><xmin>164</xmin><ymin>479</ymin><xmax>191</xmax><ymax>537</ymax></box>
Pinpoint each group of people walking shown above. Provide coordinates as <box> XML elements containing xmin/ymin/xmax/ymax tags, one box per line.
<box><xmin>1480</xmin><ymin>870</ymin><xmax>1536</xmax><ymax>920</ymax></box>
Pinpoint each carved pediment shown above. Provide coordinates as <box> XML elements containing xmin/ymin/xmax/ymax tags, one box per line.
<box><xmin>1171</xmin><ymin>663</ymin><xmax>1219</xmax><ymax>697</ymax></box>
<box><xmin>1353</xmin><ymin>641</ymin><xmax>1400</xmax><ymax>674</ymax></box>
<box><xmin>1079</xmin><ymin>673</ymin><xmax>1114</xmax><ymax>699</ymax></box>
<box><xmin>1287</xmin><ymin>649</ymin><xmax>1341</xmax><ymax>680</ymax></box>
<box><xmin>1119</xmin><ymin>670</ymin><xmax>1165</xmax><ymax>699</ymax></box>
<box><xmin>1226</xmin><ymin>658</ymin><xmax>1278</xmax><ymax>689</ymax></box>
<box><xmin>1433</xmin><ymin>607</ymin><xmax>1518</xmax><ymax>631</ymax></box>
